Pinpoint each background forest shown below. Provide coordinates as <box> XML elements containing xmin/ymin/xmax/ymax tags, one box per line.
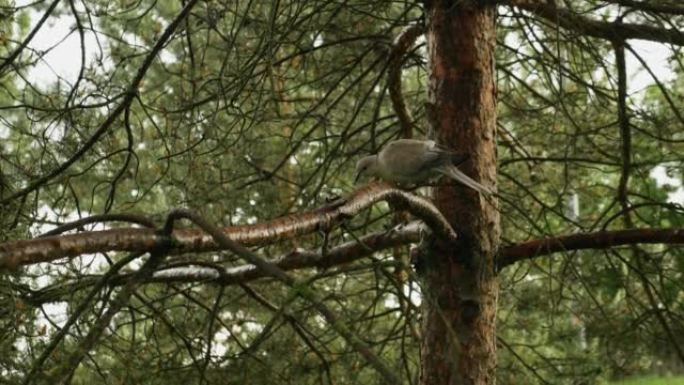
<box><xmin>0</xmin><ymin>1</ymin><xmax>683</xmax><ymax>384</ymax></box>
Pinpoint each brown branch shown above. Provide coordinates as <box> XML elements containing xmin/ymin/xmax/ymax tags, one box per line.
<box><xmin>604</xmin><ymin>0</ymin><xmax>684</xmax><ymax>16</ymax></box>
<box><xmin>21</xmin><ymin>223</ymin><xmax>421</xmax><ymax>305</ymax></box>
<box><xmin>613</xmin><ymin>41</ymin><xmax>684</xmax><ymax>364</ymax></box>
<box><xmin>0</xmin><ymin>183</ymin><xmax>455</xmax><ymax>269</ymax></box>
<box><xmin>52</xmin><ymin>250</ymin><xmax>168</xmax><ymax>384</ymax></box>
<box><xmin>503</xmin><ymin>0</ymin><xmax>684</xmax><ymax>45</ymax></box>
<box><xmin>388</xmin><ymin>24</ymin><xmax>424</xmax><ymax>138</ymax></box>
<box><xmin>26</xmin><ymin>226</ymin><xmax>684</xmax><ymax>295</ymax></box>
<box><xmin>151</xmin><ymin>222</ymin><xmax>421</xmax><ymax>285</ymax></box>
<box><xmin>497</xmin><ymin>228</ymin><xmax>684</xmax><ymax>268</ymax></box>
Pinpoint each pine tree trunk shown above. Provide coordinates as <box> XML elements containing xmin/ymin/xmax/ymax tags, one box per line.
<box><xmin>420</xmin><ymin>2</ymin><xmax>500</xmax><ymax>385</ymax></box>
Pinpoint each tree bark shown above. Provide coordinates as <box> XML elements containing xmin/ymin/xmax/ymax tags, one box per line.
<box><xmin>420</xmin><ymin>1</ymin><xmax>499</xmax><ymax>385</ymax></box>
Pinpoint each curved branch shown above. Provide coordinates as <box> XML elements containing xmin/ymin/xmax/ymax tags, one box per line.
<box><xmin>498</xmin><ymin>228</ymin><xmax>684</xmax><ymax>269</ymax></box>
<box><xmin>388</xmin><ymin>24</ymin><xmax>424</xmax><ymax>138</ymax></box>
<box><xmin>0</xmin><ymin>183</ymin><xmax>455</xmax><ymax>269</ymax></box>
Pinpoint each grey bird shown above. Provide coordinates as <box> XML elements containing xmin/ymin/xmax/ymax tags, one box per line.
<box><xmin>355</xmin><ymin>139</ymin><xmax>493</xmax><ymax>195</ymax></box>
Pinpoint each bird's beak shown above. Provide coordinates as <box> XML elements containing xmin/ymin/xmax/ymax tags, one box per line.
<box><xmin>354</xmin><ymin>171</ymin><xmax>362</xmax><ymax>184</ymax></box>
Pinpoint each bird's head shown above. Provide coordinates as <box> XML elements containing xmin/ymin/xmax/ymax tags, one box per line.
<box><xmin>354</xmin><ymin>155</ymin><xmax>379</xmax><ymax>184</ymax></box>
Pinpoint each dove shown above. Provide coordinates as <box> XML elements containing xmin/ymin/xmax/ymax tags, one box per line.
<box><xmin>355</xmin><ymin>139</ymin><xmax>492</xmax><ymax>195</ymax></box>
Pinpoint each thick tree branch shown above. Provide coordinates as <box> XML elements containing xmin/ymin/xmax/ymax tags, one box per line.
<box><xmin>21</xmin><ymin>226</ymin><xmax>684</xmax><ymax>296</ymax></box>
<box><xmin>0</xmin><ymin>183</ymin><xmax>454</xmax><ymax>269</ymax></box>
<box><xmin>503</xmin><ymin>0</ymin><xmax>684</xmax><ymax>45</ymax></box>
<box><xmin>497</xmin><ymin>228</ymin><xmax>684</xmax><ymax>268</ymax></box>
<box><xmin>20</xmin><ymin>223</ymin><xmax>421</xmax><ymax>305</ymax></box>
<box><xmin>154</xmin><ymin>222</ymin><xmax>421</xmax><ymax>284</ymax></box>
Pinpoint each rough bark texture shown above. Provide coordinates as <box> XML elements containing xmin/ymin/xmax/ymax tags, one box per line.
<box><xmin>421</xmin><ymin>1</ymin><xmax>500</xmax><ymax>385</ymax></box>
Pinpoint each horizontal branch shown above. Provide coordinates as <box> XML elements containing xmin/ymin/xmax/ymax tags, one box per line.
<box><xmin>18</xmin><ymin>225</ymin><xmax>684</xmax><ymax>299</ymax></box>
<box><xmin>158</xmin><ymin>222</ymin><xmax>419</xmax><ymax>281</ymax></box>
<box><xmin>21</xmin><ymin>224</ymin><xmax>421</xmax><ymax>305</ymax></box>
<box><xmin>0</xmin><ymin>183</ymin><xmax>455</xmax><ymax>269</ymax></box>
<box><xmin>504</xmin><ymin>0</ymin><xmax>684</xmax><ymax>45</ymax></box>
<box><xmin>138</xmin><ymin>227</ymin><xmax>684</xmax><ymax>281</ymax></box>
<box><xmin>498</xmin><ymin>228</ymin><xmax>684</xmax><ymax>268</ymax></box>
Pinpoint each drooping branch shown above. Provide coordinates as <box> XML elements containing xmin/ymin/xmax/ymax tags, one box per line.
<box><xmin>0</xmin><ymin>0</ymin><xmax>61</xmax><ymax>76</ymax></box>
<box><xmin>46</xmin><ymin>249</ymin><xmax>170</xmax><ymax>384</ymax></box>
<box><xmin>503</xmin><ymin>0</ymin><xmax>684</xmax><ymax>45</ymax></box>
<box><xmin>0</xmin><ymin>0</ymin><xmax>201</xmax><ymax>205</ymax></box>
<box><xmin>21</xmin><ymin>252</ymin><xmax>144</xmax><ymax>383</ymax></box>
<box><xmin>0</xmin><ymin>183</ymin><xmax>455</xmax><ymax>269</ymax></box>
<box><xmin>158</xmin><ymin>209</ymin><xmax>403</xmax><ymax>385</ymax></box>
<box><xmin>497</xmin><ymin>228</ymin><xmax>684</xmax><ymax>269</ymax></box>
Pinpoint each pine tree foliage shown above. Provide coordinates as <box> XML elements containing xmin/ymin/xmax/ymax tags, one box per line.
<box><xmin>0</xmin><ymin>1</ymin><xmax>682</xmax><ymax>384</ymax></box>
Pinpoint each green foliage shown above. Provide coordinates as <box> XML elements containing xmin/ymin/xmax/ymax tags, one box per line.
<box><xmin>0</xmin><ymin>0</ymin><xmax>682</xmax><ymax>384</ymax></box>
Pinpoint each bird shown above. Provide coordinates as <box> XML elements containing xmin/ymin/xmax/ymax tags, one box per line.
<box><xmin>354</xmin><ymin>139</ymin><xmax>493</xmax><ymax>195</ymax></box>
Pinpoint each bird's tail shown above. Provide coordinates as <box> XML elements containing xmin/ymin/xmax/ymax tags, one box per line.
<box><xmin>437</xmin><ymin>165</ymin><xmax>493</xmax><ymax>196</ymax></box>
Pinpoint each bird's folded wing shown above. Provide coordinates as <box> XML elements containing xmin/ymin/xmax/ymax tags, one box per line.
<box><xmin>381</xmin><ymin>140</ymin><xmax>440</xmax><ymax>176</ymax></box>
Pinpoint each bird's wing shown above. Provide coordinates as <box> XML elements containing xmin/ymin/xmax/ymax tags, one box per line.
<box><xmin>381</xmin><ymin>140</ymin><xmax>440</xmax><ymax>176</ymax></box>
<box><xmin>384</xmin><ymin>139</ymin><xmax>434</xmax><ymax>152</ymax></box>
<box><xmin>426</xmin><ymin>141</ymin><xmax>470</xmax><ymax>166</ymax></box>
